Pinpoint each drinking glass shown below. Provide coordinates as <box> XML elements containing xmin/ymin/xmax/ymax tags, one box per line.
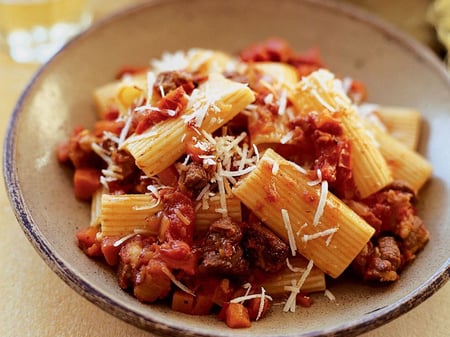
<box><xmin>0</xmin><ymin>0</ymin><xmax>92</xmax><ymax>63</ymax></box>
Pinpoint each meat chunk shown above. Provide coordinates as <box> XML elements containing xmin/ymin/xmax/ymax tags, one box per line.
<box><xmin>117</xmin><ymin>235</ymin><xmax>197</xmax><ymax>303</ymax></box>
<box><xmin>348</xmin><ymin>182</ymin><xmax>429</xmax><ymax>282</ymax></box>
<box><xmin>133</xmin><ymin>259</ymin><xmax>172</xmax><ymax>303</ymax></box>
<box><xmin>352</xmin><ymin>236</ymin><xmax>402</xmax><ymax>282</ymax></box>
<box><xmin>198</xmin><ymin>217</ymin><xmax>249</xmax><ymax>276</ymax></box>
<box><xmin>182</xmin><ymin>162</ymin><xmax>209</xmax><ymax>191</ymax></box>
<box><xmin>243</xmin><ymin>220</ymin><xmax>289</xmax><ymax>273</ymax></box>
<box><xmin>154</xmin><ymin>70</ymin><xmax>196</xmax><ymax>96</ymax></box>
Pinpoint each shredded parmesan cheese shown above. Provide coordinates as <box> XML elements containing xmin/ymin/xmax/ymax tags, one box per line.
<box><xmin>161</xmin><ymin>265</ymin><xmax>196</xmax><ymax>297</ymax></box>
<box><xmin>281</xmin><ymin>209</ymin><xmax>297</xmax><ymax>256</ymax></box>
<box><xmin>280</xmin><ymin>130</ymin><xmax>293</xmax><ymax>144</ymax></box>
<box><xmin>283</xmin><ymin>259</ymin><xmax>315</xmax><ymax>313</ymax></box>
<box><xmin>312</xmin><ymin>180</ymin><xmax>328</xmax><ymax>226</ymax></box>
<box><xmin>256</xmin><ymin>287</ymin><xmax>266</xmax><ymax>321</ymax></box>
<box><xmin>113</xmin><ymin>232</ymin><xmax>137</xmax><ymax>247</ymax></box>
<box><xmin>286</xmin><ymin>258</ymin><xmax>306</xmax><ymax>273</ymax></box>
<box><xmin>324</xmin><ymin>289</ymin><xmax>336</xmax><ymax>301</ymax></box>
<box><xmin>302</xmin><ymin>227</ymin><xmax>338</xmax><ymax>243</ymax></box>
<box><xmin>271</xmin><ymin>161</ymin><xmax>279</xmax><ymax>175</ymax></box>
<box><xmin>174</xmin><ymin>208</ymin><xmax>191</xmax><ymax>226</ymax></box>
<box><xmin>307</xmin><ymin>169</ymin><xmax>323</xmax><ymax>186</ymax></box>
<box><xmin>277</xmin><ymin>89</ymin><xmax>288</xmax><ymax>115</ymax></box>
<box><xmin>229</xmin><ymin>292</ymin><xmax>273</xmax><ymax>304</ymax></box>
<box><xmin>325</xmin><ymin>227</ymin><xmax>338</xmax><ymax>246</ymax></box>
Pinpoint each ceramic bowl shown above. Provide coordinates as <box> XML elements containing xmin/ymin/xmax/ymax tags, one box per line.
<box><xmin>3</xmin><ymin>0</ymin><xmax>450</xmax><ymax>336</ymax></box>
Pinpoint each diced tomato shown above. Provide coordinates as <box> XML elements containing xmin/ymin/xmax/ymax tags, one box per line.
<box><xmin>348</xmin><ymin>79</ymin><xmax>368</xmax><ymax>103</ymax></box>
<box><xmin>101</xmin><ymin>236</ymin><xmax>122</xmax><ymax>266</ymax></box>
<box><xmin>159</xmin><ymin>240</ymin><xmax>198</xmax><ymax>275</ymax></box>
<box><xmin>157</xmin><ymin>86</ymin><xmax>187</xmax><ymax>112</ymax></box>
<box><xmin>76</xmin><ymin>226</ymin><xmax>102</xmax><ymax>257</ymax></box>
<box><xmin>184</xmin><ymin>135</ymin><xmax>213</xmax><ymax>163</ymax></box>
<box><xmin>93</xmin><ymin>119</ymin><xmax>125</xmax><ymax>136</ymax></box>
<box><xmin>73</xmin><ymin>168</ymin><xmax>101</xmax><ymax>201</ymax></box>
<box><xmin>246</xmin><ymin>297</ymin><xmax>270</xmax><ymax>321</ymax></box>
<box><xmin>160</xmin><ymin>190</ymin><xmax>195</xmax><ymax>244</ymax></box>
<box><xmin>289</xmin><ymin>47</ymin><xmax>323</xmax><ymax>78</ymax></box>
<box><xmin>296</xmin><ymin>291</ymin><xmax>314</xmax><ymax>307</ymax></box>
<box><xmin>240</xmin><ymin>37</ymin><xmax>292</xmax><ymax>63</ymax></box>
<box><xmin>157</xmin><ymin>165</ymin><xmax>179</xmax><ymax>187</ymax></box>
<box><xmin>115</xmin><ymin>65</ymin><xmax>148</xmax><ymax>79</ymax></box>
<box><xmin>135</xmin><ymin>86</ymin><xmax>188</xmax><ymax>134</ymax></box>
<box><xmin>103</xmin><ymin>109</ymin><xmax>120</xmax><ymax>121</ymax></box>
<box><xmin>56</xmin><ymin>141</ymin><xmax>71</xmax><ymax>164</ymax></box>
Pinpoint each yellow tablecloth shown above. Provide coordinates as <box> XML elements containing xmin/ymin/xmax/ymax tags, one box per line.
<box><xmin>1</xmin><ymin>1</ymin><xmax>448</xmax><ymax>336</ymax></box>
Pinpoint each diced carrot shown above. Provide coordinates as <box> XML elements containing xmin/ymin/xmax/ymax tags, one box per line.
<box><xmin>172</xmin><ymin>290</ymin><xmax>195</xmax><ymax>314</ymax></box>
<box><xmin>224</xmin><ymin>303</ymin><xmax>251</xmax><ymax>329</ymax></box>
<box><xmin>73</xmin><ymin>168</ymin><xmax>101</xmax><ymax>201</ymax></box>
<box><xmin>191</xmin><ymin>292</ymin><xmax>214</xmax><ymax>315</ymax></box>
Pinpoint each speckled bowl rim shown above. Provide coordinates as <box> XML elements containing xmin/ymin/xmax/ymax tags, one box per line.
<box><xmin>3</xmin><ymin>0</ymin><xmax>450</xmax><ymax>336</ymax></box>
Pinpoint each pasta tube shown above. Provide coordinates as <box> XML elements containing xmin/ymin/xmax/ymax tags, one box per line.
<box><xmin>233</xmin><ymin>149</ymin><xmax>375</xmax><ymax>278</ymax></box>
<box><xmin>246</xmin><ymin>62</ymin><xmax>298</xmax><ymax>146</ymax></box>
<box><xmin>365</xmin><ymin>122</ymin><xmax>432</xmax><ymax>193</ymax></box>
<box><xmin>195</xmin><ymin>195</ymin><xmax>242</xmax><ymax>233</ymax></box>
<box><xmin>375</xmin><ymin>106</ymin><xmax>421</xmax><ymax>150</ymax></box>
<box><xmin>122</xmin><ymin>73</ymin><xmax>255</xmax><ymax>177</ymax></box>
<box><xmin>101</xmin><ymin>194</ymin><xmax>163</xmax><ymax>236</ymax></box>
<box><xmin>93</xmin><ymin>73</ymin><xmax>147</xmax><ymax>118</ymax></box>
<box><xmin>293</xmin><ymin>69</ymin><xmax>393</xmax><ymax>198</ymax></box>
<box><xmin>90</xmin><ymin>187</ymin><xmax>104</xmax><ymax>227</ymax></box>
<box><xmin>186</xmin><ymin>49</ymin><xmax>235</xmax><ymax>75</ymax></box>
<box><xmin>261</xmin><ymin>256</ymin><xmax>326</xmax><ymax>295</ymax></box>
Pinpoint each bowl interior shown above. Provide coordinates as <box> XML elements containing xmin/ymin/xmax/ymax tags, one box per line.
<box><xmin>5</xmin><ymin>0</ymin><xmax>450</xmax><ymax>336</ymax></box>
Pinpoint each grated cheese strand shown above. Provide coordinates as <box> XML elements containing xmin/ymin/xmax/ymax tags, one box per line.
<box><xmin>281</xmin><ymin>209</ymin><xmax>297</xmax><ymax>256</ymax></box>
<box><xmin>161</xmin><ymin>265</ymin><xmax>196</xmax><ymax>297</ymax></box>
<box><xmin>302</xmin><ymin>227</ymin><xmax>338</xmax><ymax>243</ymax></box>
<box><xmin>286</xmin><ymin>258</ymin><xmax>306</xmax><ymax>273</ymax></box>
<box><xmin>113</xmin><ymin>232</ymin><xmax>137</xmax><ymax>248</ymax></box>
<box><xmin>312</xmin><ymin>180</ymin><xmax>328</xmax><ymax>226</ymax></box>
<box><xmin>278</xmin><ymin>89</ymin><xmax>288</xmax><ymax>115</ymax></box>
<box><xmin>229</xmin><ymin>292</ymin><xmax>273</xmax><ymax>304</ymax></box>
<box><xmin>256</xmin><ymin>287</ymin><xmax>267</xmax><ymax>321</ymax></box>
<box><xmin>324</xmin><ymin>289</ymin><xmax>336</xmax><ymax>301</ymax></box>
<box><xmin>307</xmin><ymin>169</ymin><xmax>323</xmax><ymax>186</ymax></box>
<box><xmin>283</xmin><ymin>259</ymin><xmax>315</xmax><ymax>313</ymax></box>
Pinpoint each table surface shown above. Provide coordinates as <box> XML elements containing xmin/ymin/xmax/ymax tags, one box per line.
<box><xmin>1</xmin><ymin>1</ymin><xmax>448</xmax><ymax>336</ymax></box>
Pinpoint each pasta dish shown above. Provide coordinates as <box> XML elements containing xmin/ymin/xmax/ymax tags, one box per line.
<box><xmin>57</xmin><ymin>38</ymin><xmax>432</xmax><ymax>328</ymax></box>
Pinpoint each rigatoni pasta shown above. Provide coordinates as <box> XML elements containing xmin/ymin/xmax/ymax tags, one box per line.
<box><xmin>233</xmin><ymin>148</ymin><xmax>375</xmax><ymax>278</ymax></box>
<box><xmin>292</xmin><ymin>70</ymin><xmax>394</xmax><ymax>198</ymax></box>
<box><xmin>58</xmin><ymin>38</ymin><xmax>432</xmax><ymax>329</ymax></box>
<box><xmin>100</xmin><ymin>193</ymin><xmax>163</xmax><ymax>236</ymax></box>
<box><xmin>122</xmin><ymin>73</ymin><xmax>255</xmax><ymax>177</ymax></box>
